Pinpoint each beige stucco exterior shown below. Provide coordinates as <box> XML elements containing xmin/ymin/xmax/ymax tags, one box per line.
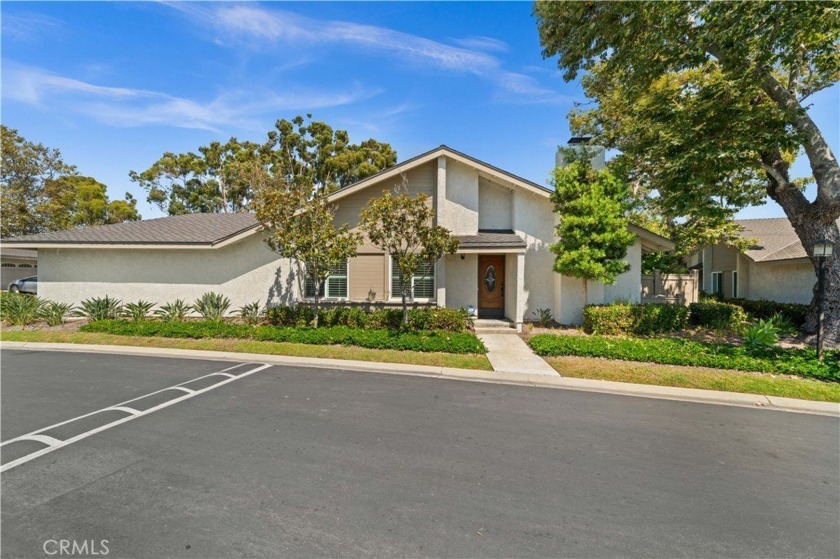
<box><xmin>38</xmin><ymin>234</ymin><xmax>298</xmax><ymax>312</ymax></box>
<box><xmin>691</xmin><ymin>244</ymin><xmax>815</xmax><ymax>304</ymax></box>
<box><xmin>20</xmin><ymin>147</ymin><xmax>664</xmax><ymax>328</ymax></box>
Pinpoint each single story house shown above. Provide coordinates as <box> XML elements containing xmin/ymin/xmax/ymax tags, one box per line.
<box><xmin>687</xmin><ymin>218</ymin><xmax>820</xmax><ymax>304</ymax></box>
<box><xmin>0</xmin><ymin>248</ymin><xmax>37</xmax><ymax>289</ymax></box>
<box><xmin>3</xmin><ymin>145</ymin><xmax>672</xmax><ymax>329</ymax></box>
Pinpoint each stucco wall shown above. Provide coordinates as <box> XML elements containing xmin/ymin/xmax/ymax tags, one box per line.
<box><xmin>445</xmin><ymin>254</ymin><xmax>477</xmax><ymax>311</ymax></box>
<box><xmin>478</xmin><ymin>179</ymin><xmax>512</xmax><ymax>230</ymax></box>
<box><xmin>38</xmin><ymin>234</ymin><xmax>297</xmax><ymax>312</ymax></box>
<box><xmin>439</xmin><ymin>159</ymin><xmax>479</xmax><ymax>234</ymax></box>
<box><xmin>604</xmin><ymin>241</ymin><xmax>643</xmax><ymax>303</ymax></box>
<box><xmin>747</xmin><ymin>260</ymin><xmax>815</xmax><ymax>304</ymax></box>
<box><xmin>512</xmin><ymin>189</ymin><xmax>557</xmax><ymax>320</ymax></box>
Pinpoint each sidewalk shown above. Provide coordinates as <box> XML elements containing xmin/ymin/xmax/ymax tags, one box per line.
<box><xmin>476</xmin><ymin>331</ymin><xmax>557</xmax><ymax>375</ymax></box>
<box><xmin>2</xmin><ymin>341</ymin><xmax>838</xmax><ymax>417</ymax></box>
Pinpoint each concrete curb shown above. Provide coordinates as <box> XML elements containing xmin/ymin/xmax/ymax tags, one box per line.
<box><xmin>2</xmin><ymin>341</ymin><xmax>838</xmax><ymax>417</ymax></box>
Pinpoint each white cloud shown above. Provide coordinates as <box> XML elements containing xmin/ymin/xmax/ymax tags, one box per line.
<box><xmin>2</xmin><ymin>63</ymin><xmax>378</xmax><ymax>131</ymax></box>
<box><xmin>2</xmin><ymin>12</ymin><xmax>63</xmax><ymax>42</ymax></box>
<box><xmin>170</xmin><ymin>3</ymin><xmax>571</xmax><ymax>103</ymax></box>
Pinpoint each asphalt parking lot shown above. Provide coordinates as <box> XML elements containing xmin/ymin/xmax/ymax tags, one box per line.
<box><xmin>2</xmin><ymin>349</ymin><xmax>839</xmax><ymax>558</ymax></box>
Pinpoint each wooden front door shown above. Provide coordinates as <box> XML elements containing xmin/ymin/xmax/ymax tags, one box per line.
<box><xmin>478</xmin><ymin>255</ymin><xmax>505</xmax><ymax>317</ymax></box>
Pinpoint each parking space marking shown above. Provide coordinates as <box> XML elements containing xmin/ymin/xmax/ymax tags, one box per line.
<box><xmin>0</xmin><ymin>362</ymin><xmax>272</xmax><ymax>473</ymax></box>
<box><xmin>166</xmin><ymin>386</ymin><xmax>196</xmax><ymax>395</ymax></box>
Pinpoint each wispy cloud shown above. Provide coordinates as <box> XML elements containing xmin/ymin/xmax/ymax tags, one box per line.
<box><xmin>170</xmin><ymin>3</ymin><xmax>572</xmax><ymax>104</ymax></box>
<box><xmin>2</xmin><ymin>63</ymin><xmax>378</xmax><ymax>131</ymax></box>
<box><xmin>2</xmin><ymin>11</ymin><xmax>64</xmax><ymax>42</ymax></box>
<box><xmin>451</xmin><ymin>36</ymin><xmax>509</xmax><ymax>53</ymax></box>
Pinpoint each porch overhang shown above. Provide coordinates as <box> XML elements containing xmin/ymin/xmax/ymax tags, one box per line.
<box><xmin>454</xmin><ymin>230</ymin><xmax>527</xmax><ymax>254</ymax></box>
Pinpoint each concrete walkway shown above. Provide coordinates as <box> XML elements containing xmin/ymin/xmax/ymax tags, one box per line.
<box><xmin>475</xmin><ymin>331</ymin><xmax>559</xmax><ymax>376</ymax></box>
<box><xmin>1</xmin><ymin>341</ymin><xmax>837</xmax><ymax>416</ymax></box>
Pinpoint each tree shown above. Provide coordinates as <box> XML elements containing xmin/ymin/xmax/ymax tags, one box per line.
<box><xmin>360</xmin><ymin>180</ymin><xmax>459</xmax><ymax>323</ymax></box>
<box><xmin>550</xmin><ymin>154</ymin><xmax>636</xmax><ymax>306</ymax></box>
<box><xmin>265</xmin><ymin>115</ymin><xmax>397</xmax><ymax>194</ymax></box>
<box><xmin>254</xmin><ymin>182</ymin><xmax>361</xmax><ymax>328</ymax></box>
<box><xmin>39</xmin><ymin>176</ymin><xmax>141</xmax><ymax>229</ymax></box>
<box><xmin>1</xmin><ymin>125</ymin><xmax>75</xmax><ymax>237</ymax></box>
<box><xmin>1</xmin><ymin>126</ymin><xmax>138</xmax><ymax>237</ymax></box>
<box><xmin>535</xmin><ymin>1</ymin><xmax>840</xmax><ymax>338</ymax></box>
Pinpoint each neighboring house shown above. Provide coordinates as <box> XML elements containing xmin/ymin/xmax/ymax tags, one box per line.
<box><xmin>687</xmin><ymin>218</ymin><xmax>821</xmax><ymax>304</ymax></box>
<box><xmin>3</xmin><ymin>145</ymin><xmax>672</xmax><ymax>329</ymax></box>
<box><xmin>0</xmin><ymin>247</ymin><xmax>37</xmax><ymax>289</ymax></box>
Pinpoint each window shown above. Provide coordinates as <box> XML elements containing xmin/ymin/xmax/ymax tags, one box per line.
<box><xmin>732</xmin><ymin>271</ymin><xmax>738</xmax><ymax>298</ymax></box>
<box><xmin>710</xmin><ymin>271</ymin><xmax>722</xmax><ymax>294</ymax></box>
<box><xmin>304</xmin><ymin>261</ymin><xmax>348</xmax><ymax>299</ymax></box>
<box><xmin>17</xmin><ymin>264</ymin><xmax>32</xmax><ymax>268</ymax></box>
<box><xmin>1</xmin><ymin>263</ymin><xmax>15</xmax><ymax>268</ymax></box>
<box><xmin>391</xmin><ymin>257</ymin><xmax>435</xmax><ymax>300</ymax></box>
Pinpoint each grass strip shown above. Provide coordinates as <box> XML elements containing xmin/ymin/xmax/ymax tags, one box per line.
<box><xmin>0</xmin><ymin>330</ymin><xmax>493</xmax><ymax>371</ymax></box>
<box><xmin>547</xmin><ymin>356</ymin><xmax>840</xmax><ymax>403</ymax></box>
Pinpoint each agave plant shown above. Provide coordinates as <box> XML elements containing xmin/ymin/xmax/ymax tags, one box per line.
<box><xmin>236</xmin><ymin>300</ymin><xmax>264</xmax><ymax>326</ymax></box>
<box><xmin>742</xmin><ymin>318</ymin><xmax>780</xmax><ymax>351</ymax></box>
<box><xmin>0</xmin><ymin>292</ymin><xmax>45</xmax><ymax>328</ymax></box>
<box><xmin>40</xmin><ymin>301</ymin><xmax>77</xmax><ymax>327</ymax></box>
<box><xmin>154</xmin><ymin>299</ymin><xmax>192</xmax><ymax>322</ymax></box>
<box><xmin>123</xmin><ymin>300</ymin><xmax>156</xmax><ymax>322</ymax></box>
<box><xmin>193</xmin><ymin>292</ymin><xmax>231</xmax><ymax>322</ymax></box>
<box><xmin>77</xmin><ymin>296</ymin><xmax>123</xmax><ymax>322</ymax></box>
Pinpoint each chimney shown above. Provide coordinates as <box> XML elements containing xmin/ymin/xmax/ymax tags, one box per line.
<box><xmin>556</xmin><ymin>136</ymin><xmax>606</xmax><ymax>170</ymax></box>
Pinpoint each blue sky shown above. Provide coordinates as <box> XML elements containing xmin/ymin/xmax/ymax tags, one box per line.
<box><xmin>2</xmin><ymin>2</ymin><xmax>838</xmax><ymax>220</ymax></box>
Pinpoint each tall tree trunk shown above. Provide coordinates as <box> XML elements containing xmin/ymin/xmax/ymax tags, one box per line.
<box><xmin>313</xmin><ymin>276</ymin><xmax>321</xmax><ymax>328</ymax></box>
<box><xmin>765</xmin><ymin>154</ymin><xmax>840</xmax><ymax>344</ymax></box>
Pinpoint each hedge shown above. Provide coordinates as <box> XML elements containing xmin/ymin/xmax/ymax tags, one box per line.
<box><xmin>583</xmin><ymin>303</ymin><xmax>689</xmax><ymax>335</ymax></box>
<box><xmin>688</xmin><ymin>301</ymin><xmax>748</xmax><ymax>330</ymax></box>
<box><xmin>265</xmin><ymin>305</ymin><xmax>472</xmax><ymax>332</ymax></box>
<box><xmin>728</xmin><ymin>298</ymin><xmax>808</xmax><ymax>328</ymax></box>
<box><xmin>529</xmin><ymin>334</ymin><xmax>839</xmax><ymax>382</ymax></box>
<box><xmin>81</xmin><ymin>320</ymin><xmax>487</xmax><ymax>354</ymax></box>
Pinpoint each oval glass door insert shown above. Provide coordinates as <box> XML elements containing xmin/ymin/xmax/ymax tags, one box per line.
<box><xmin>485</xmin><ymin>265</ymin><xmax>497</xmax><ymax>292</ymax></box>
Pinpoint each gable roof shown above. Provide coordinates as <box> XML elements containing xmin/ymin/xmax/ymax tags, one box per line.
<box><xmin>737</xmin><ymin>218</ymin><xmax>810</xmax><ymax>262</ymax></box>
<box><xmin>1</xmin><ymin>213</ymin><xmax>260</xmax><ymax>249</ymax></box>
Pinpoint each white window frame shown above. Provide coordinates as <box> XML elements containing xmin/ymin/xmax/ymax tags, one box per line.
<box><xmin>303</xmin><ymin>260</ymin><xmax>348</xmax><ymax>301</ymax></box>
<box><xmin>710</xmin><ymin>271</ymin><xmax>723</xmax><ymax>295</ymax></box>
<box><xmin>388</xmin><ymin>255</ymin><xmax>436</xmax><ymax>303</ymax></box>
<box><xmin>732</xmin><ymin>271</ymin><xmax>738</xmax><ymax>298</ymax></box>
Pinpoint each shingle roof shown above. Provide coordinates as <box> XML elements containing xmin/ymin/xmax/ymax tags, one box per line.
<box><xmin>456</xmin><ymin>230</ymin><xmax>526</xmax><ymax>250</ymax></box>
<box><xmin>738</xmin><ymin>218</ymin><xmax>812</xmax><ymax>262</ymax></box>
<box><xmin>1</xmin><ymin>213</ymin><xmax>260</xmax><ymax>246</ymax></box>
<box><xmin>0</xmin><ymin>247</ymin><xmax>37</xmax><ymax>259</ymax></box>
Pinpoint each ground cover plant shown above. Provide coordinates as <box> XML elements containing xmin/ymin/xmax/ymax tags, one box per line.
<box><xmin>82</xmin><ymin>320</ymin><xmax>486</xmax><ymax>355</ymax></box>
<box><xmin>529</xmin><ymin>333</ymin><xmax>839</xmax><ymax>382</ymax></box>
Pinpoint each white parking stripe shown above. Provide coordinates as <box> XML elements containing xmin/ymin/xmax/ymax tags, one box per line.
<box><xmin>166</xmin><ymin>386</ymin><xmax>196</xmax><ymax>395</ymax></box>
<box><xmin>0</xmin><ymin>363</ymin><xmax>272</xmax><ymax>473</ymax></box>
<box><xmin>104</xmin><ymin>406</ymin><xmax>142</xmax><ymax>416</ymax></box>
<box><xmin>0</xmin><ymin>361</ymin><xmax>257</xmax><ymax>449</ymax></box>
<box><xmin>16</xmin><ymin>434</ymin><xmax>62</xmax><ymax>447</ymax></box>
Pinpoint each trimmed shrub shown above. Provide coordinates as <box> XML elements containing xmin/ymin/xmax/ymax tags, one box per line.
<box><xmin>689</xmin><ymin>301</ymin><xmax>748</xmax><ymax>331</ymax></box>
<box><xmin>405</xmin><ymin>308</ymin><xmax>471</xmax><ymax>333</ymax></box>
<box><xmin>265</xmin><ymin>305</ymin><xmax>471</xmax><ymax>332</ymax></box>
<box><xmin>367</xmin><ymin>309</ymin><xmax>404</xmax><ymax>330</ymax></box>
<box><xmin>729</xmin><ymin>298</ymin><xmax>808</xmax><ymax>329</ymax></box>
<box><xmin>583</xmin><ymin>303</ymin><xmax>688</xmax><ymax>335</ymax></box>
<box><xmin>583</xmin><ymin>304</ymin><xmax>634</xmax><ymax>335</ymax></box>
<box><xmin>529</xmin><ymin>333</ymin><xmax>840</xmax><ymax>382</ymax></box>
<box><xmin>80</xmin><ymin>320</ymin><xmax>487</xmax><ymax>354</ymax></box>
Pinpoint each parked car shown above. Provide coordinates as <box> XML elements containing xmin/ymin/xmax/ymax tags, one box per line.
<box><xmin>8</xmin><ymin>276</ymin><xmax>37</xmax><ymax>294</ymax></box>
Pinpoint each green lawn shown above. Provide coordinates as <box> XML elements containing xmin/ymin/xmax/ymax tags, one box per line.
<box><xmin>0</xmin><ymin>330</ymin><xmax>493</xmax><ymax>371</ymax></box>
<box><xmin>546</xmin><ymin>355</ymin><xmax>840</xmax><ymax>403</ymax></box>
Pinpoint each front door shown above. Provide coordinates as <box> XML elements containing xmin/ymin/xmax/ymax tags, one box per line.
<box><xmin>478</xmin><ymin>255</ymin><xmax>505</xmax><ymax>318</ymax></box>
